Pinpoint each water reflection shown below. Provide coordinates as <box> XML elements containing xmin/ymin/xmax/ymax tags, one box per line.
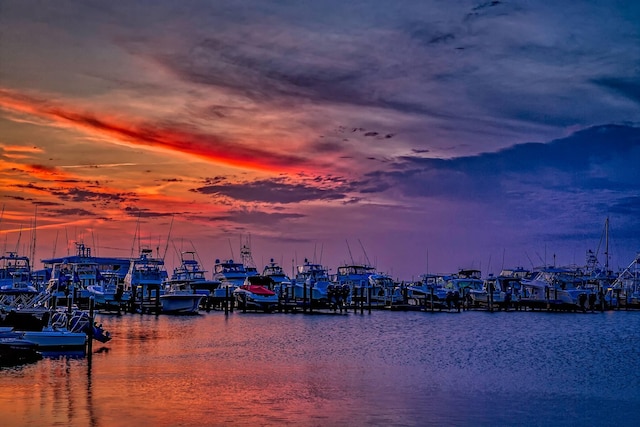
<box><xmin>1</xmin><ymin>310</ymin><xmax>640</xmax><ymax>426</ymax></box>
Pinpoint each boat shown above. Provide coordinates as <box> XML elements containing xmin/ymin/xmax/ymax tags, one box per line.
<box><xmin>86</xmin><ymin>270</ymin><xmax>130</xmax><ymax>311</ymax></box>
<box><xmin>211</xmin><ymin>258</ymin><xmax>255</xmax><ymax>302</ymax></box>
<box><xmin>0</xmin><ymin>336</ymin><xmax>42</xmax><ymax>366</ymax></box>
<box><xmin>333</xmin><ymin>264</ymin><xmax>401</xmax><ymax>307</ymax></box>
<box><xmin>0</xmin><ymin>252</ymin><xmax>34</xmax><ymax>291</ymax></box>
<box><xmin>610</xmin><ymin>253</ymin><xmax>640</xmax><ymax>308</ymax></box>
<box><xmin>158</xmin><ymin>285</ymin><xmax>203</xmax><ymax>314</ymax></box>
<box><xmin>468</xmin><ymin>274</ymin><xmax>524</xmax><ymax>310</ymax></box>
<box><xmin>46</xmin><ymin>243</ymin><xmax>102</xmax><ymax>307</ymax></box>
<box><xmin>520</xmin><ymin>267</ymin><xmax>593</xmax><ymax>311</ymax></box>
<box><xmin>233</xmin><ymin>276</ymin><xmax>279</xmax><ymax>312</ymax></box>
<box><xmin>124</xmin><ymin>248</ymin><xmax>168</xmax><ymax>313</ymax></box>
<box><xmin>262</xmin><ymin>259</ymin><xmax>292</xmax><ymax>289</ymax></box>
<box><xmin>441</xmin><ymin>270</ymin><xmax>484</xmax><ymax>310</ymax></box>
<box><xmin>3</xmin><ymin>310</ymin><xmax>92</xmax><ymax>350</ymax></box>
<box><xmin>165</xmin><ymin>251</ymin><xmax>220</xmax><ymax>309</ymax></box>
<box><xmin>406</xmin><ymin>274</ymin><xmax>450</xmax><ymax>309</ymax></box>
<box><xmin>292</xmin><ymin>259</ymin><xmax>331</xmax><ymax>305</ymax></box>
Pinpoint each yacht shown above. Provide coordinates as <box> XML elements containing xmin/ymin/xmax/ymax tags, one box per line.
<box><xmin>233</xmin><ymin>275</ymin><xmax>279</xmax><ymax>312</ymax></box>
<box><xmin>292</xmin><ymin>259</ymin><xmax>331</xmax><ymax>305</ymax></box>
<box><xmin>211</xmin><ymin>259</ymin><xmax>255</xmax><ymax>301</ymax></box>
<box><xmin>86</xmin><ymin>270</ymin><xmax>130</xmax><ymax>311</ymax></box>
<box><xmin>520</xmin><ymin>267</ymin><xmax>591</xmax><ymax>310</ymax></box>
<box><xmin>124</xmin><ymin>248</ymin><xmax>168</xmax><ymax>312</ymax></box>
<box><xmin>166</xmin><ymin>252</ymin><xmax>220</xmax><ymax>308</ymax></box>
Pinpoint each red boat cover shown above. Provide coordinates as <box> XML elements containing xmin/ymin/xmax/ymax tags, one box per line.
<box><xmin>241</xmin><ymin>285</ymin><xmax>276</xmax><ymax>296</ymax></box>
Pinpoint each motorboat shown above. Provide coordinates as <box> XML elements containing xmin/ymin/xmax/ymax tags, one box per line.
<box><xmin>86</xmin><ymin>270</ymin><xmax>130</xmax><ymax>311</ymax></box>
<box><xmin>406</xmin><ymin>274</ymin><xmax>450</xmax><ymax>308</ymax></box>
<box><xmin>292</xmin><ymin>259</ymin><xmax>331</xmax><ymax>304</ymax></box>
<box><xmin>468</xmin><ymin>274</ymin><xmax>523</xmax><ymax>309</ymax></box>
<box><xmin>211</xmin><ymin>258</ymin><xmax>255</xmax><ymax>301</ymax></box>
<box><xmin>166</xmin><ymin>252</ymin><xmax>220</xmax><ymax>307</ymax></box>
<box><xmin>520</xmin><ymin>267</ymin><xmax>592</xmax><ymax>310</ymax></box>
<box><xmin>124</xmin><ymin>248</ymin><xmax>168</xmax><ymax>312</ymax></box>
<box><xmin>233</xmin><ymin>276</ymin><xmax>279</xmax><ymax>312</ymax></box>
<box><xmin>160</xmin><ymin>269</ymin><xmax>204</xmax><ymax>314</ymax></box>
<box><xmin>0</xmin><ymin>252</ymin><xmax>33</xmax><ymax>290</ymax></box>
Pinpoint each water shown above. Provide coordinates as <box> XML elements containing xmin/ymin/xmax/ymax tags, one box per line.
<box><xmin>2</xmin><ymin>309</ymin><xmax>640</xmax><ymax>426</ymax></box>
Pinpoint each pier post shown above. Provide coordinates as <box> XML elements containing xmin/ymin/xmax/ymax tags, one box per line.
<box><xmin>489</xmin><ymin>283</ymin><xmax>494</xmax><ymax>313</ymax></box>
<box><xmin>303</xmin><ymin>282</ymin><xmax>307</xmax><ymax>313</ymax></box>
<box><xmin>87</xmin><ymin>297</ymin><xmax>94</xmax><ymax>359</ymax></box>
<box><xmin>225</xmin><ymin>286</ymin><xmax>229</xmax><ymax>314</ymax></box>
<box><xmin>368</xmin><ymin>287</ymin><xmax>372</xmax><ymax>313</ymax></box>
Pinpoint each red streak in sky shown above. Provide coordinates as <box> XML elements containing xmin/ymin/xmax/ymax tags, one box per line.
<box><xmin>0</xmin><ymin>89</ymin><xmax>316</xmax><ymax>174</ymax></box>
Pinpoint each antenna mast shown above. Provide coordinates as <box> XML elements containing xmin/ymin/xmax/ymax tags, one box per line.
<box><xmin>346</xmin><ymin>240</ymin><xmax>355</xmax><ymax>264</ymax></box>
<box><xmin>358</xmin><ymin>239</ymin><xmax>372</xmax><ymax>266</ymax></box>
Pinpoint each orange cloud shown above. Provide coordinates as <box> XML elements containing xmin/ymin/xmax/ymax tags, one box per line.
<box><xmin>0</xmin><ymin>89</ymin><xmax>319</xmax><ymax>174</ymax></box>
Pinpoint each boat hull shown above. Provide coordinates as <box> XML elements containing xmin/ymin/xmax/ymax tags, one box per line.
<box><xmin>159</xmin><ymin>294</ymin><xmax>203</xmax><ymax>314</ymax></box>
<box><xmin>21</xmin><ymin>330</ymin><xmax>87</xmax><ymax>349</ymax></box>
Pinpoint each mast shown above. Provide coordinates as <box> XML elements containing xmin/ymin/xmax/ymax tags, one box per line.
<box><xmin>346</xmin><ymin>240</ymin><xmax>355</xmax><ymax>264</ymax></box>
<box><xmin>605</xmin><ymin>216</ymin><xmax>610</xmax><ymax>273</ymax></box>
<box><xmin>30</xmin><ymin>206</ymin><xmax>37</xmax><ymax>268</ymax></box>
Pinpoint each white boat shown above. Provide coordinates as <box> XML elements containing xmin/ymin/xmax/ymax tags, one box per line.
<box><xmin>166</xmin><ymin>252</ymin><xmax>220</xmax><ymax>306</ymax></box>
<box><xmin>10</xmin><ymin>310</ymin><xmax>100</xmax><ymax>350</ymax></box>
<box><xmin>520</xmin><ymin>267</ymin><xmax>593</xmax><ymax>310</ymax></box>
<box><xmin>468</xmin><ymin>274</ymin><xmax>523</xmax><ymax>309</ymax></box>
<box><xmin>211</xmin><ymin>259</ymin><xmax>255</xmax><ymax>300</ymax></box>
<box><xmin>292</xmin><ymin>259</ymin><xmax>331</xmax><ymax>304</ymax></box>
<box><xmin>21</xmin><ymin>328</ymin><xmax>87</xmax><ymax>350</ymax></box>
<box><xmin>159</xmin><ymin>289</ymin><xmax>203</xmax><ymax>314</ymax></box>
<box><xmin>406</xmin><ymin>274</ymin><xmax>450</xmax><ymax>308</ymax></box>
<box><xmin>86</xmin><ymin>270</ymin><xmax>130</xmax><ymax>310</ymax></box>
<box><xmin>0</xmin><ymin>252</ymin><xmax>33</xmax><ymax>290</ymax></box>
<box><xmin>124</xmin><ymin>248</ymin><xmax>168</xmax><ymax>312</ymax></box>
<box><xmin>262</xmin><ymin>259</ymin><xmax>292</xmax><ymax>288</ymax></box>
<box><xmin>233</xmin><ymin>276</ymin><xmax>279</xmax><ymax>312</ymax></box>
<box><xmin>46</xmin><ymin>243</ymin><xmax>101</xmax><ymax>304</ymax></box>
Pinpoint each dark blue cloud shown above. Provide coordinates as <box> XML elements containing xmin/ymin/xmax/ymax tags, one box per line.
<box><xmin>191</xmin><ymin>178</ymin><xmax>349</xmax><ymax>204</ymax></box>
<box><xmin>380</xmin><ymin>124</ymin><xmax>640</xmax><ymax>197</ymax></box>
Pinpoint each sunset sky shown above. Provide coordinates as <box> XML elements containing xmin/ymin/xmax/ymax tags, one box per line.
<box><xmin>1</xmin><ymin>0</ymin><xmax>639</xmax><ymax>279</ymax></box>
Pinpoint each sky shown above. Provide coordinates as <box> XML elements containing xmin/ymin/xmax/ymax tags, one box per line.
<box><xmin>1</xmin><ymin>0</ymin><xmax>639</xmax><ymax>280</ymax></box>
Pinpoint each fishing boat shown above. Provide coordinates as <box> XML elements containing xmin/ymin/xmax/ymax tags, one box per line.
<box><xmin>0</xmin><ymin>252</ymin><xmax>33</xmax><ymax>290</ymax></box>
<box><xmin>233</xmin><ymin>276</ymin><xmax>279</xmax><ymax>312</ymax></box>
<box><xmin>406</xmin><ymin>274</ymin><xmax>450</xmax><ymax>309</ymax></box>
<box><xmin>124</xmin><ymin>248</ymin><xmax>168</xmax><ymax>313</ymax></box>
<box><xmin>334</xmin><ymin>264</ymin><xmax>400</xmax><ymax>306</ymax></box>
<box><xmin>520</xmin><ymin>267</ymin><xmax>592</xmax><ymax>311</ymax></box>
<box><xmin>166</xmin><ymin>251</ymin><xmax>220</xmax><ymax>308</ymax></box>
<box><xmin>262</xmin><ymin>259</ymin><xmax>292</xmax><ymax>288</ymax></box>
<box><xmin>86</xmin><ymin>270</ymin><xmax>130</xmax><ymax>311</ymax></box>
<box><xmin>211</xmin><ymin>258</ymin><xmax>255</xmax><ymax>302</ymax></box>
<box><xmin>292</xmin><ymin>259</ymin><xmax>331</xmax><ymax>305</ymax></box>
<box><xmin>468</xmin><ymin>274</ymin><xmax>523</xmax><ymax>310</ymax></box>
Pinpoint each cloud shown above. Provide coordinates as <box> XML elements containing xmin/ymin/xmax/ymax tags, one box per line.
<box><xmin>0</xmin><ymin>89</ymin><xmax>317</xmax><ymax>173</ymax></box>
<box><xmin>356</xmin><ymin>125</ymin><xmax>640</xmax><ymax>237</ymax></box>
<box><xmin>42</xmin><ymin>208</ymin><xmax>97</xmax><ymax>217</ymax></box>
<box><xmin>191</xmin><ymin>177</ymin><xmax>349</xmax><ymax>204</ymax></box>
<box><xmin>123</xmin><ymin>206</ymin><xmax>174</xmax><ymax>218</ymax></box>
<box><xmin>210</xmin><ymin>209</ymin><xmax>305</xmax><ymax>226</ymax></box>
<box><xmin>593</xmin><ymin>77</ymin><xmax>640</xmax><ymax>106</ymax></box>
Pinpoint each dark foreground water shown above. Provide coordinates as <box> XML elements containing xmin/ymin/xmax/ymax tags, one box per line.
<box><xmin>1</xmin><ymin>309</ymin><xmax>640</xmax><ymax>426</ymax></box>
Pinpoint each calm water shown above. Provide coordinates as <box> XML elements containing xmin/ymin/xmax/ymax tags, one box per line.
<box><xmin>1</xmin><ymin>309</ymin><xmax>640</xmax><ymax>426</ymax></box>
